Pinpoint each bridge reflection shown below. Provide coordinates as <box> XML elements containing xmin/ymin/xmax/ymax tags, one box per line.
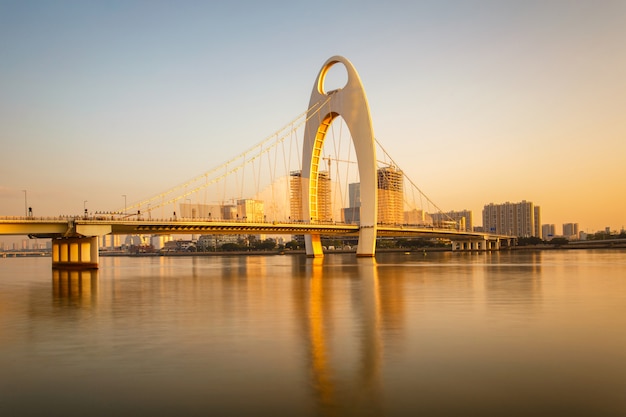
<box><xmin>52</xmin><ymin>268</ymin><xmax>98</xmax><ymax>307</ymax></box>
<box><xmin>47</xmin><ymin>256</ymin><xmax>401</xmax><ymax>416</ymax></box>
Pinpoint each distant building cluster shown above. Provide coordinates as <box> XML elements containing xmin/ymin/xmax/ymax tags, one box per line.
<box><xmin>179</xmin><ymin>199</ymin><xmax>264</xmax><ymax>222</ymax></box>
<box><xmin>290</xmin><ymin>165</ymin><xmax>409</xmax><ymax>226</ymax></box>
<box><xmin>3</xmin><ymin>157</ymin><xmax>621</xmax><ymax>251</ymax></box>
<box><xmin>290</xmin><ymin>166</ymin><xmax>489</xmax><ymax>235</ymax></box>
<box><xmin>540</xmin><ymin>223</ymin><xmax>580</xmax><ymax>240</ymax></box>
<box><xmin>13</xmin><ymin>171</ymin><xmax>597</xmax><ymax>253</ymax></box>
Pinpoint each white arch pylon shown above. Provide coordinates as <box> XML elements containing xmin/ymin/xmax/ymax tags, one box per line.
<box><xmin>302</xmin><ymin>56</ymin><xmax>378</xmax><ymax>257</ymax></box>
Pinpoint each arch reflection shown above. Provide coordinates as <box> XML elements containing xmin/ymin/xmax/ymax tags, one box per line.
<box><xmin>294</xmin><ymin>257</ymin><xmax>387</xmax><ymax>416</ymax></box>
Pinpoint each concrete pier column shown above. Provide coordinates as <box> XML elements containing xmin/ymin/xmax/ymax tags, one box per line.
<box><xmin>52</xmin><ymin>236</ymin><xmax>99</xmax><ymax>269</ymax></box>
<box><xmin>305</xmin><ymin>234</ymin><xmax>324</xmax><ymax>258</ymax></box>
<box><xmin>356</xmin><ymin>226</ymin><xmax>376</xmax><ymax>257</ymax></box>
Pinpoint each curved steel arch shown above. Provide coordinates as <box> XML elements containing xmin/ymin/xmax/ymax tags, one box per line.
<box><xmin>302</xmin><ymin>56</ymin><xmax>378</xmax><ymax>257</ymax></box>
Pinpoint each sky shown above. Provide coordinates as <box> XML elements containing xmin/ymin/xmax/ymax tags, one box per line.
<box><xmin>1</xmin><ymin>0</ymin><xmax>625</xmax><ymax>239</ymax></box>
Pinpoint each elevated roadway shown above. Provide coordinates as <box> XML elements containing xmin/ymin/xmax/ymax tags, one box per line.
<box><xmin>1</xmin><ymin>217</ymin><xmax>507</xmax><ymax>242</ymax></box>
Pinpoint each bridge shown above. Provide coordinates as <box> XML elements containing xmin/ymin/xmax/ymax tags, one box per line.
<box><xmin>0</xmin><ymin>56</ymin><xmax>510</xmax><ymax>268</ymax></box>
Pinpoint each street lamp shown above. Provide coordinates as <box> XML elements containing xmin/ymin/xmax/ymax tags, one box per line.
<box><xmin>84</xmin><ymin>200</ymin><xmax>88</xmax><ymax>217</ymax></box>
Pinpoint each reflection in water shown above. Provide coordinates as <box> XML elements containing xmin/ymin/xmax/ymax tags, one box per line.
<box><xmin>483</xmin><ymin>251</ymin><xmax>542</xmax><ymax>318</ymax></box>
<box><xmin>302</xmin><ymin>258</ymin><xmax>336</xmax><ymax>414</ymax></box>
<box><xmin>295</xmin><ymin>257</ymin><xmax>386</xmax><ymax>416</ymax></box>
<box><xmin>52</xmin><ymin>268</ymin><xmax>98</xmax><ymax>307</ymax></box>
<box><xmin>354</xmin><ymin>259</ymin><xmax>383</xmax><ymax>416</ymax></box>
<box><xmin>2</xmin><ymin>252</ymin><xmax>625</xmax><ymax>416</ymax></box>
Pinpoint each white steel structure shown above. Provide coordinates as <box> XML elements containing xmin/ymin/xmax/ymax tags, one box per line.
<box><xmin>301</xmin><ymin>56</ymin><xmax>378</xmax><ymax>257</ymax></box>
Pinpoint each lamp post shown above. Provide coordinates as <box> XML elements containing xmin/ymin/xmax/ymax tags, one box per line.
<box><xmin>84</xmin><ymin>200</ymin><xmax>88</xmax><ymax>218</ymax></box>
<box><xmin>122</xmin><ymin>195</ymin><xmax>127</xmax><ymax>215</ymax></box>
<box><xmin>22</xmin><ymin>190</ymin><xmax>27</xmax><ymax>217</ymax></box>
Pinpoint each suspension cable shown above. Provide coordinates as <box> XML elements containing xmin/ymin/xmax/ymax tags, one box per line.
<box><xmin>118</xmin><ymin>96</ymin><xmax>333</xmax><ymax>214</ymax></box>
<box><xmin>375</xmin><ymin>138</ymin><xmax>452</xmax><ymax>219</ymax></box>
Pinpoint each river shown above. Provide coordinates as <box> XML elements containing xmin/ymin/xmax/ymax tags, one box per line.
<box><xmin>1</xmin><ymin>250</ymin><xmax>625</xmax><ymax>416</ymax></box>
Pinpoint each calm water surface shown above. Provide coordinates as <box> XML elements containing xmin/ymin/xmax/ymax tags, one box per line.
<box><xmin>1</xmin><ymin>250</ymin><xmax>625</xmax><ymax>416</ymax></box>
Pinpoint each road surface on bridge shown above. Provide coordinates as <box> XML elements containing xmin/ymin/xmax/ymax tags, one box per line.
<box><xmin>0</xmin><ymin>217</ymin><xmax>502</xmax><ymax>242</ymax></box>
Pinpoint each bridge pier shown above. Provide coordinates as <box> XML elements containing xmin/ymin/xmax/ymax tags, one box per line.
<box><xmin>356</xmin><ymin>226</ymin><xmax>376</xmax><ymax>257</ymax></box>
<box><xmin>451</xmin><ymin>238</ymin><xmax>499</xmax><ymax>252</ymax></box>
<box><xmin>52</xmin><ymin>236</ymin><xmax>99</xmax><ymax>269</ymax></box>
<box><xmin>305</xmin><ymin>234</ymin><xmax>324</xmax><ymax>258</ymax></box>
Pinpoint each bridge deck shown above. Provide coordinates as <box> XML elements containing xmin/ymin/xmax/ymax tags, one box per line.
<box><xmin>0</xmin><ymin>217</ymin><xmax>507</xmax><ymax>241</ymax></box>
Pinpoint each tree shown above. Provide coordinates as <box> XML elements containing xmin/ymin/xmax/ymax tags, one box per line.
<box><xmin>549</xmin><ymin>237</ymin><xmax>569</xmax><ymax>246</ymax></box>
<box><xmin>517</xmin><ymin>236</ymin><xmax>544</xmax><ymax>246</ymax></box>
<box><xmin>285</xmin><ymin>240</ymin><xmax>303</xmax><ymax>250</ymax></box>
<box><xmin>221</xmin><ymin>242</ymin><xmax>243</xmax><ymax>251</ymax></box>
<box><xmin>257</xmin><ymin>238</ymin><xmax>277</xmax><ymax>251</ymax></box>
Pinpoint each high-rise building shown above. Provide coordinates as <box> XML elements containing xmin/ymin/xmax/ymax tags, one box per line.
<box><xmin>348</xmin><ymin>182</ymin><xmax>361</xmax><ymax>209</ymax></box>
<box><xmin>316</xmin><ymin>171</ymin><xmax>332</xmax><ymax>222</ymax></box>
<box><xmin>562</xmin><ymin>223</ymin><xmax>579</xmax><ymax>240</ymax></box>
<box><xmin>378</xmin><ymin>166</ymin><xmax>403</xmax><ymax>225</ymax></box>
<box><xmin>237</xmin><ymin>199</ymin><xmax>264</xmax><ymax>222</ymax></box>
<box><xmin>289</xmin><ymin>170</ymin><xmax>332</xmax><ymax>222</ymax></box>
<box><xmin>482</xmin><ymin>200</ymin><xmax>540</xmax><ymax>237</ymax></box>
<box><xmin>542</xmin><ymin>224</ymin><xmax>556</xmax><ymax>240</ymax></box>
<box><xmin>343</xmin><ymin>182</ymin><xmax>361</xmax><ymax>224</ymax></box>
<box><xmin>534</xmin><ymin>206</ymin><xmax>541</xmax><ymax>238</ymax></box>
<box><xmin>429</xmin><ymin>210</ymin><xmax>473</xmax><ymax>231</ymax></box>
<box><xmin>289</xmin><ymin>171</ymin><xmax>303</xmax><ymax>221</ymax></box>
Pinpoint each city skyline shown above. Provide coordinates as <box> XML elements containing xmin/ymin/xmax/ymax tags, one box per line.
<box><xmin>1</xmin><ymin>1</ymin><xmax>624</xmax><ymax>237</ymax></box>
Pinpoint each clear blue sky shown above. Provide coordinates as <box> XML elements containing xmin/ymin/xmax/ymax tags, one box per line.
<box><xmin>1</xmin><ymin>0</ymin><xmax>625</xmax><ymax>236</ymax></box>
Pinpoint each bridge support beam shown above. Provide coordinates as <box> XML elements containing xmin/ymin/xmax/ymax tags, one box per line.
<box><xmin>52</xmin><ymin>236</ymin><xmax>99</xmax><ymax>269</ymax></box>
